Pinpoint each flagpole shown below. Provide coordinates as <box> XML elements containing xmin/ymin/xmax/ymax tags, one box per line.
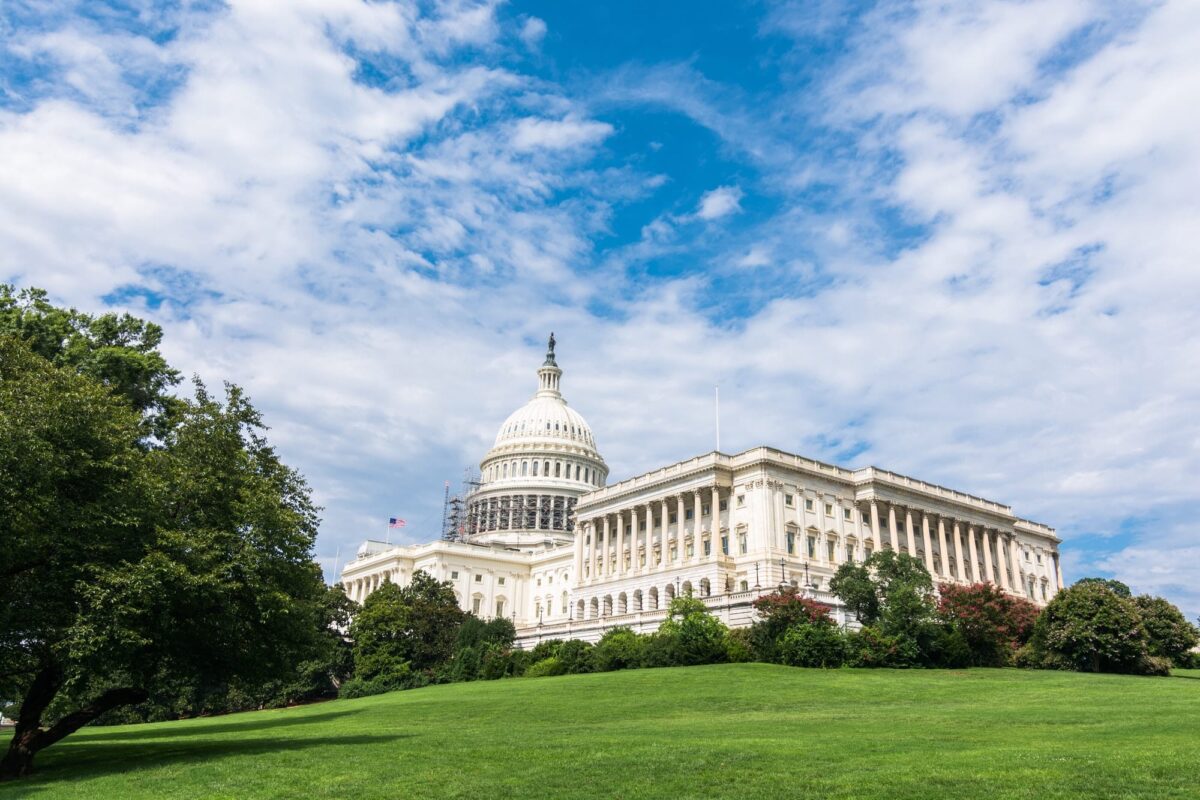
<box><xmin>715</xmin><ymin>385</ymin><xmax>721</xmax><ymax>453</ymax></box>
<box><xmin>331</xmin><ymin>545</ymin><xmax>341</xmax><ymax>587</ymax></box>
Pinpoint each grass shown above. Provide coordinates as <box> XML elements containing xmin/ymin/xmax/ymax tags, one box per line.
<box><xmin>4</xmin><ymin>664</ymin><xmax>1200</xmax><ymax>799</ymax></box>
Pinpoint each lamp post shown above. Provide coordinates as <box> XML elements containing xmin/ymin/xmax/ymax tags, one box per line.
<box><xmin>754</xmin><ymin>562</ymin><xmax>761</xmax><ymax>589</ymax></box>
<box><xmin>779</xmin><ymin>558</ymin><xmax>788</xmax><ymax>592</ymax></box>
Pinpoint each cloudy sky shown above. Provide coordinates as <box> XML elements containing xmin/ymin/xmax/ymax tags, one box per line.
<box><xmin>4</xmin><ymin>0</ymin><xmax>1198</xmax><ymax>615</ymax></box>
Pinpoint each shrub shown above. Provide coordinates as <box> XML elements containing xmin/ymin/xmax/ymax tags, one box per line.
<box><xmin>1133</xmin><ymin>595</ymin><xmax>1199</xmax><ymax>665</ymax></box>
<box><xmin>556</xmin><ymin>639</ymin><xmax>596</xmax><ymax>674</ymax></box>
<box><xmin>750</xmin><ymin>587</ymin><xmax>836</xmax><ymax>662</ymax></box>
<box><xmin>524</xmin><ymin>657</ymin><xmax>566</xmax><ymax>678</ymax></box>
<box><xmin>937</xmin><ymin>583</ymin><xmax>1040</xmax><ymax>667</ymax></box>
<box><xmin>593</xmin><ymin>627</ymin><xmax>645</xmax><ymax>672</ymax></box>
<box><xmin>1025</xmin><ymin>580</ymin><xmax>1152</xmax><ymax>674</ymax></box>
<box><xmin>339</xmin><ymin>664</ymin><xmax>414</xmax><ymax>698</ymax></box>
<box><xmin>777</xmin><ymin>624</ymin><xmax>848</xmax><ymax>668</ymax></box>
<box><xmin>724</xmin><ymin>628</ymin><xmax>756</xmax><ymax>663</ymax></box>
<box><xmin>656</xmin><ymin>597</ymin><xmax>730</xmax><ymax>666</ymax></box>
<box><xmin>845</xmin><ymin>626</ymin><xmax>907</xmax><ymax>668</ymax></box>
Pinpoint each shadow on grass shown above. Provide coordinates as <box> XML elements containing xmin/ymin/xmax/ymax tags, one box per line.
<box><xmin>78</xmin><ymin>706</ymin><xmax>361</xmax><ymax>742</ymax></box>
<box><xmin>9</xmin><ymin>731</ymin><xmax>407</xmax><ymax>795</ymax></box>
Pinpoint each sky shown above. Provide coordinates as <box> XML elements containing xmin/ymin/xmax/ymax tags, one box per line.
<box><xmin>3</xmin><ymin>0</ymin><xmax>1199</xmax><ymax>617</ymax></box>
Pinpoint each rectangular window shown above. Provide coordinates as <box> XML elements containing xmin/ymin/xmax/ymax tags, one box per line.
<box><xmin>844</xmin><ymin>508</ymin><xmax>852</xmax><ymax>520</ymax></box>
<box><xmin>807</xmin><ymin>537</ymin><xmax>816</xmax><ymax>558</ymax></box>
<box><xmin>864</xmin><ymin>546</ymin><xmax>873</xmax><ymax>559</ymax></box>
<box><xmin>787</xmin><ymin>531</ymin><xmax>796</xmax><ymax>554</ymax></box>
<box><xmin>737</xmin><ymin>495</ymin><xmax>745</xmax><ymax>507</ymax></box>
<box><xmin>703</xmin><ymin>540</ymin><xmax>711</xmax><ymax>556</ymax></box>
<box><xmin>719</xmin><ymin>500</ymin><xmax>728</xmax><ymax>511</ymax></box>
<box><xmin>687</xmin><ymin>544</ymin><xmax>694</xmax><ymax>557</ymax></box>
<box><xmin>685</xmin><ymin>509</ymin><xmax>694</xmax><ymax>520</ymax></box>
<box><xmin>785</xmin><ymin>494</ymin><xmax>794</xmax><ymax>506</ymax></box>
<box><xmin>702</xmin><ymin>504</ymin><xmax>710</xmax><ymax>515</ymax></box>
<box><xmin>739</xmin><ymin>534</ymin><xmax>748</xmax><ymax>555</ymax></box>
<box><xmin>670</xmin><ymin>514</ymin><xmax>677</xmax><ymax>524</ymax></box>
<box><xmin>536</xmin><ymin>578</ymin><xmax>541</xmax><ymax>586</ymax></box>
<box><xmin>721</xmin><ymin>536</ymin><xmax>729</xmax><ymax>555</ymax></box>
<box><xmin>495</xmin><ymin>601</ymin><xmax>505</xmax><ymax>617</ymax></box>
<box><xmin>805</xmin><ymin>498</ymin><xmax>814</xmax><ymax>511</ymax></box>
<box><xmin>474</xmin><ymin>574</ymin><xmax>482</xmax><ymax>583</ymax></box>
<box><xmin>827</xmin><ymin>540</ymin><xmax>836</xmax><ymax>562</ymax></box>
<box><xmin>498</xmin><ymin>577</ymin><xmax>505</xmax><ymax>585</ymax></box>
<box><xmin>451</xmin><ymin>571</ymin><xmax>459</xmax><ymax>580</ymax></box>
<box><xmin>1036</xmin><ymin>554</ymin><xmax>1043</xmax><ymax>565</ymax></box>
<box><xmin>472</xmin><ymin>598</ymin><xmax>481</xmax><ymax>614</ymax></box>
<box><xmin>825</xmin><ymin>503</ymin><xmax>833</xmax><ymax>516</ymax></box>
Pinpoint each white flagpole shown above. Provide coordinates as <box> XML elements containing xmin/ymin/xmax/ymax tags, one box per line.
<box><xmin>331</xmin><ymin>545</ymin><xmax>341</xmax><ymax>587</ymax></box>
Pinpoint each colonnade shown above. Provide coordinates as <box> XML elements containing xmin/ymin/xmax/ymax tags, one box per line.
<box><xmin>343</xmin><ymin>569</ymin><xmax>402</xmax><ymax>604</ymax></box>
<box><xmin>468</xmin><ymin>492</ymin><xmax>576</xmax><ymax>534</ymax></box>
<box><xmin>576</xmin><ymin>484</ymin><xmax>726</xmax><ymax>582</ymax></box>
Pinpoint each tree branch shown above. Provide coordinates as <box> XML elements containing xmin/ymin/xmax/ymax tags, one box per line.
<box><xmin>35</xmin><ymin>687</ymin><xmax>149</xmax><ymax>750</ymax></box>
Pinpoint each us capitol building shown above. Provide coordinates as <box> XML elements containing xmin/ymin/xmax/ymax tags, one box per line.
<box><xmin>340</xmin><ymin>337</ymin><xmax>1064</xmax><ymax>645</ymax></box>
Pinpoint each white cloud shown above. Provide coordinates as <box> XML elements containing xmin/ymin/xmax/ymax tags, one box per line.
<box><xmin>510</xmin><ymin>116</ymin><xmax>613</xmax><ymax>151</ymax></box>
<box><xmin>519</xmin><ymin>16</ymin><xmax>547</xmax><ymax>48</ymax></box>
<box><xmin>695</xmin><ymin>185</ymin><xmax>743</xmax><ymax>220</ymax></box>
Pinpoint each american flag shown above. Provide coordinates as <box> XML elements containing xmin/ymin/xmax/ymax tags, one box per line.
<box><xmin>389</xmin><ymin>517</ymin><xmax>406</xmax><ymax>528</ymax></box>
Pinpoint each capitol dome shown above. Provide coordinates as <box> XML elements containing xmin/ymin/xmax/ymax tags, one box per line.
<box><xmin>465</xmin><ymin>335</ymin><xmax>607</xmax><ymax>550</ymax></box>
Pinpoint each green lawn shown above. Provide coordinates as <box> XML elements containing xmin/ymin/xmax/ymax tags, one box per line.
<box><xmin>4</xmin><ymin>664</ymin><xmax>1200</xmax><ymax>799</ymax></box>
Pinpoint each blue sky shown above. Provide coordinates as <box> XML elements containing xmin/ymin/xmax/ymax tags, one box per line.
<box><xmin>3</xmin><ymin>0</ymin><xmax>1200</xmax><ymax>617</ymax></box>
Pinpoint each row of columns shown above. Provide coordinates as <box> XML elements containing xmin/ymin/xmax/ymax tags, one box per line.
<box><xmin>469</xmin><ymin>493</ymin><xmax>575</xmax><ymax>534</ymax></box>
<box><xmin>859</xmin><ymin>499</ymin><xmax>1057</xmax><ymax>598</ymax></box>
<box><xmin>577</xmin><ymin>485</ymin><xmax>725</xmax><ymax>582</ymax></box>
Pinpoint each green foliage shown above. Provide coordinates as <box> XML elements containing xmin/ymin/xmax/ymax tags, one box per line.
<box><xmin>937</xmin><ymin>582</ymin><xmax>1040</xmax><ymax>667</ymax></box>
<box><xmin>523</xmin><ymin>657</ymin><xmax>566</xmax><ymax>678</ymax></box>
<box><xmin>349</xmin><ymin>571</ymin><xmax>465</xmax><ymax>687</ymax></box>
<box><xmin>0</xmin><ymin>285</ymin><xmax>181</xmax><ymax>434</ymax></box>
<box><xmin>749</xmin><ymin>587</ymin><xmax>836</xmax><ymax>662</ymax></box>
<box><xmin>593</xmin><ymin>627</ymin><xmax>644</xmax><ymax>672</ymax></box>
<box><xmin>555</xmin><ymin>640</ymin><xmax>596</xmax><ymax>674</ymax></box>
<box><xmin>1133</xmin><ymin>595</ymin><xmax>1199</xmax><ymax>664</ymax></box>
<box><xmin>723</xmin><ymin>628</ymin><xmax>755</xmax><ymax>663</ymax></box>
<box><xmin>1</xmin><ymin>328</ymin><xmax>330</xmax><ymax>778</ymax></box>
<box><xmin>1025</xmin><ymin>580</ymin><xmax>1153</xmax><ymax>674</ymax></box>
<box><xmin>653</xmin><ymin>597</ymin><xmax>729</xmax><ymax>667</ymax></box>
<box><xmin>845</xmin><ymin>626</ymin><xmax>907</xmax><ymax>667</ymax></box>
<box><xmin>1073</xmin><ymin>577</ymin><xmax>1132</xmax><ymax>597</ymax></box>
<box><xmin>777</xmin><ymin>624</ymin><xmax>847</xmax><ymax>668</ymax></box>
<box><xmin>830</xmin><ymin>551</ymin><xmax>939</xmax><ymax>666</ymax></box>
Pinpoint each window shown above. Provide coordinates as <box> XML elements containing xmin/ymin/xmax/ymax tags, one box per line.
<box><xmin>575</xmin><ymin>465</ymin><xmax>580</xmax><ymax>479</ymax></box>
<box><xmin>785</xmin><ymin>494</ymin><xmax>794</xmax><ymax>506</ymax></box>
<box><xmin>451</xmin><ymin>571</ymin><xmax>459</xmax><ymax>580</ymax></box>
<box><xmin>670</xmin><ymin>514</ymin><xmax>677</xmax><ymax>524</ymax></box>
<box><xmin>1036</xmin><ymin>553</ymin><xmax>1043</xmax><ymax>565</ymax></box>
<box><xmin>474</xmin><ymin>574</ymin><xmax>482</xmax><ymax>583</ymax></box>
<box><xmin>843</xmin><ymin>508</ymin><xmax>852</xmax><ymax>520</ymax></box>
<box><xmin>824</xmin><ymin>503</ymin><xmax>833</xmax><ymax>516</ymax></box>
<box><xmin>721</xmin><ymin>535</ymin><xmax>730</xmax><ymax>555</ymax></box>
<box><xmin>685</xmin><ymin>509</ymin><xmax>694</xmax><ymax>520</ymax></box>
<box><xmin>640</xmin><ymin>520</ymin><xmax>647</xmax><ymax>531</ymax></box>
<box><xmin>740</xmin><ymin>580</ymin><xmax>749</xmax><ymax>592</ymax></box>
<box><xmin>532</xmin><ymin>461</ymin><xmax>539</xmax><ymax>476</ymax></box>
<box><xmin>555</xmin><ymin>462</ymin><xmax>561</xmax><ymax>477</ymax></box>
<box><xmin>522</xmin><ymin>461</ymin><xmax>528</xmax><ymax>476</ymax></box>
<box><xmin>719</xmin><ymin>500</ymin><xmax>728</xmax><ymax>511</ymax></box>
<box><xmin>739</xmin><ymin>534</ymin><xmax>748</xmax><ymax>554</ymax></box>
<box><xmin>864</xmin><ymin>545</ymin><xmax>873</xmax><ymax>559</ymax></box>
<box><xmin>472</xmin><ymin>597</ymin><xmax>481</xmax><ymax>614</ymax></box>
<box><xmin>807</xmin><ymin>536</ymin><xmax>816</xmax><ymax>558</ymax></box>
<box><xmin>787</xmin><ymin>531</ymin><xmax>796</xmax><ymax>554</ymax></box>
<box><xmin>805</xmin><ymin>498</ymin><xmax>814</xmax><ymax>511</ymax></box>
<box><xmin>827</xmin><ymin>540</ymin><xmax>836</xmax><ymax>562</ymax></box>
<box><xmin>544</xmin><ymin>461</ymin><xmax>550</xmax><ymax>475</ymax></box>
<box><xmin>495</xmin><ymin>600</ymin><xmax>505</xmax><ymax>617</ymax></box>
<box><xmin>737</xmin><ymin>495</ymin><xmax>745</xmax><ymax>507</ymax></box>
<box><xmin>703</xmin><ymin>540</ymin><xmax>711</xmax><ymax>556</ymax></box>
<box><xmin>536</xmin><ymin>578</ymin><xmax>541</xmax><ymax>586</ymax></box>
<box><xmin>498</xmin><ymin>577</ymin><xmax>506</xmax><ymax>585</ymax></box>
<box><xmin>702</xmin><ymin>504</ymin><xmax>710</xmax><ymax>515</ymax></box>
<box><xmin>547</xmin><ymin>575</ymin><xmax>553</xmax><ymax>584</ymax></box>
<box><xmin>687</xmin><ymin>544</ymin><xmax>694</xmax><ymax>557</ymax></box>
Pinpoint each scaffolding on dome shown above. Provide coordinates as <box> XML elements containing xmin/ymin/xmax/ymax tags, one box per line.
<box><xmin>442</xmin><ymin>467</ymin><xmax>479</xmax><ymax>542</ymax></box>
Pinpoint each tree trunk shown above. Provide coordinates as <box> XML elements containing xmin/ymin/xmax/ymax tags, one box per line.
<box><xmin>0</xmin><ymin>666</ymin><xmax>146</xmax><ymax>781</ymax></box>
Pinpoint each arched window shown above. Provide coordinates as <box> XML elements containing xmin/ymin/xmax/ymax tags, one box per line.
<box><xmin>532</xmin><ymin>461</ymin><xmax>539</xmax><ymax>476</ymax></box>
<box><xmin>503</xmin><ymin>463</ymin><xmax>508</xmax><ymax>477</ymax></box>
<box><xmin>555</xmin><ymin>462</ymin><xmax>561</xmax><ymax>477</ymax></box>
<box><xmin>522</xmin><ymin>461</ymin><xmax>528</xmax><ymax>476</ymax></box>
<box><xmin>575</xmin><ymin>464</ymin><xmax>580</xmax><ymax>480</ymax></box>
<box><xmin>544</xmin><ymin>460</ymin><xmax>550</xmax><ymax>476</ymax></box>
<box><xmin>700</xmin><ymin>578</ymin><xmax>711</xmax><ymax>597</ymax></box>
<box><xmin>561</xmin><ymin>591</ymin><xmax>568</xmax><ymax>614</ymax></box>
<box><xmin>648</xmin><ymin>586</ymin><xmax>659</xmax><ymax>610</ymax></box>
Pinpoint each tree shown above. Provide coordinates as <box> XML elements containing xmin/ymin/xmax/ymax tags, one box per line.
<box><xmin>349</xmin><ymin>570</ymin><xmax>464</xmax><ymax>687</ymax></box>
<box><xmin>937</xmin><ymin>583</ymin><xmax>1040</xmax><ymax>667</ymax></box>
<box><xmin>593</xmin><ymin>627</ymin><xmax>645</xmax><ymax>672</ymax></box>
<box><xmin>750</xmin><ymin>586</ymin><xmax>836</xmax><ymax>663</ymax></box>
<box><xmin>653</xmin><ymin>597</ymin><xmax>729</xmax><ymax>667</ymax></box>
<box><xmin>830</xmin><ymin>551</ymin><xmax>938</xmax><ymax>667</ymax></box>
<box><xmin>1</xmin><ymin>333</ymin><xmax>327</xmax><ymax>779</ymax></box>
<box><xmin>1133</xmin><ymin>595</ymin><xmax>1198</xmax><ymax>665</ymax></box>
<box><xmin>1025</xmin><ymin>580</ymin><xmax>1157</xmax><ymax>674</ymax></box>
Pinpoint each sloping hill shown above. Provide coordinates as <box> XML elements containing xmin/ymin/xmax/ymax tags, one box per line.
<box><xmin>4</xmin><ymin>664</ymin><xmax>1200</xmax><ymax>799</ymax></box>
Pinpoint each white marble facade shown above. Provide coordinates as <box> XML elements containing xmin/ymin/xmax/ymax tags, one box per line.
<box><xmin>341</xmin><ymin>338</ymin><xmax>1062</xmax><ymax>646</ymax></box>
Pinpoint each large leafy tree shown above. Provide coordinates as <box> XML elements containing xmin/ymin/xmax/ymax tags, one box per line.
<box><xmin>349</xmin><ymin>571</ymin><xmax>465</xmax><ymax>683</ymax></box>
<box><xmin>937</xmin><ymin>582</ymin><xmax>1040</xmax><ymax>666</ymax></box>
<box><xmin>1025</xmin><ymin>579</ymin><xmax>1153</xmax><ymax>674</ymax></box>
<box><xmin>1</xmin><ymin>290</ymin><xmax>328</xmax><ymax>779</ymax></box>
<box><xmin>1132</xmin><ymin>595</ymin><xmax>1198</xmax><ymax>665</ymax></box>
<box><xmin>830</xmin><ymin>551</ymin><xmax>939</xmax><ymax>666</ymax></box>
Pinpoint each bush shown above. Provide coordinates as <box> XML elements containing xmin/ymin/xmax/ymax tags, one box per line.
<box><xmin>593</xmin><ymin>627</ymin><xmax>645</xmax><ymax>672</ymax></box>
<box><xmin>750</xmin><ymin>587</ymin><xmax>836</xmax><ymax>662</ymax></box>
<box><xmin>724</xmin><ymin>628</ymin><xmax>756</xmax><ymax>663</ymax></box>
<box><xmin>339</xmin><ymin>664</ymin><xmax>415</xmax><ymax>698</ymax></box>
<box><xmin>655</xmin><ymin>597</ymin><xmax>729</xmax><ymax>666</ymax></box>
<box><xmin>777</xmin><ymin>624</ymin><xmax>848</xmax><ymax>668</ymax></box>
<box><xmin>926</xmin><ymin>623</ymin><xmax>973</xmax><ymax>669</ymax></box>
<box><xmin>1133</xmin><ymin>595</ymin><xmax>1199</xmax><ymax>665</ymax></box>
<box><xmin>937</xmin><ymin>583</ymin><xmax>1040</xmax><ymax>667</ymax></box>
<box><xmin>846</xmin><ymin>626</ymin><xmax>908</xmax><ymax>668</ymax></box>
<box><xmin>1025</xmin><ymin>580</ymin><xmax>1153</xmax><ymax>674</ymax></box>
<box><xmin>556</xmin><ymin>639</ymin><xmax>596</xmax><ymax>674</ymax></box>
<box><xmin>524</xmin><ymin>657</ymin><xmax>566</xmax><ymax>678</ymax></box>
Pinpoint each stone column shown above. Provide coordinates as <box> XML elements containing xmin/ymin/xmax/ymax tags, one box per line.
<box><xmin>1053</xmin><ymin>553</ymin><xmax>1064</xmax><ymax>594</ymax></box>
<box><xmin>615</xmin><ymin>509</ymin><xmax>625</xmax><ymax>578</ymax></box>
<box><xmin>1009</xmin><ymin>536</ymin><xmax>1023</xmax><ymax>592</ymax></box>
<box><xmin>675</xmin><ymin>494</ymin><xmax>685</xmax><ymax>566</ymax></box>
<box><xmin>660</xmin><ymin>498</ymin><xmax>669</xmax><ymax>569</ymax></box>
<box><xmin>952</xmin><ymin>520</ymin><xmax>965</xmax><ymax>582</ymax></box>
<box><xmin>921</xmin><ymin>513</ymin><xmax>934</xmax><ymax>574</ymax></box>
<box><xmin>869</xmin><ymin>501</ymin><xmax>883</xmax><ymax>552</ymax></box>
<box><xmin>887</xmin><ymin>504</ymin><xmax>900</xmax><ymax>551</ymax></box>
<box><xmin>937</xmin><ymin>517</ymin><xmax>950</xmax><ymax>578</ymax></box>
<box><xmin>574</xmin><ymin>520</ymin><xmax>585</xmax><ymax>581</ymax></box>
<box><xmin>692</xmin><ymin>489</ymin><xmax>703</xmax><ymax>562</ymax></box>
<box><xmin>601</xmin><ymin>515</ymin><xmax>611</xmax><ymax>579</ymax></box>
<box><xmin>628</xmin><ymin>506</ymin><xmax>638</xmax><ymax>575</ymax></box>
<box><xmin>855</xmin><ymin>505</ymin><xmax>866</xmax><ymax>560</ymax></box>
<box><xmin>996</xmin><ymin>534</ymin><xmax>1012</xmax><ymax>591</ymax></box>
<box><xmin>904</xmin><ymin>508</ymin><xmax>916</xmax><ymax>555</ymax></box>
<box><xmin>711</xmin><ymin>485</ymin><xmax>722</xmax><ymax>561</ymax></box>
<box><xmin>982</xmin><ymin>528</ymin><xmax>995</xmax><ymax>584</ymax></box>
<box><xmin>967</xmin><ymin>526</ymin><xmax>981</xmax><ymax>582</ymax></box>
